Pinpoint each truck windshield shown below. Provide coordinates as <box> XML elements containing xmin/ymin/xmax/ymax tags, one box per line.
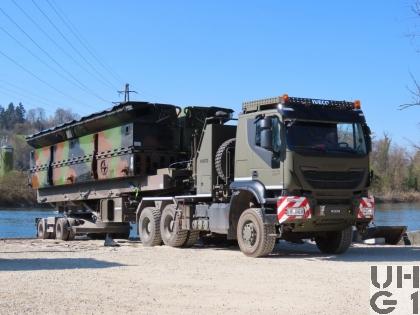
<box><xmin>286</xmin><ymin>121</ymin><xmax>367</xmax><ymax>155</ymax></box>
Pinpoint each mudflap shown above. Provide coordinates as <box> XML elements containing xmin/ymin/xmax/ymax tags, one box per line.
<box><xmin>358</xmin><ymin>226</ymin><xmax>407</xmax><ymax>245</ymax></box>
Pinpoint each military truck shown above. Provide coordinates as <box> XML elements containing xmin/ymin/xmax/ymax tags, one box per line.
<box><xmin>27</xmin><ymin>95</ymin><xmax>375</xmax><ymax>257</ymax></box>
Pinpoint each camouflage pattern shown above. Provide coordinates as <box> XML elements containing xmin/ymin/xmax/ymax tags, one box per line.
<box><xmin>30</xmin><ymin>146</ymin><xmax>50</xmax><ymax>188</ymax></box>
<box><xmin>52</xmin><ymin>134</ymin><xmax>95</xmax><ymax>186</ymax></box>
<box><xmin>27</xmin><ymin>102</ymin><xmax>229</xmax><ymax>193</ymax></box>
<box><xmin>96</xmin><ymin>124</ymin><xmax>133</xmax><ymax>180</ymax></box>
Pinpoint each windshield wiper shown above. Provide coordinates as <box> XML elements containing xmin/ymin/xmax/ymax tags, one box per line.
<box><xmin>289</xmin><ymin>145</ymin><xmax>326</xmax><ymax>152</ymax></box>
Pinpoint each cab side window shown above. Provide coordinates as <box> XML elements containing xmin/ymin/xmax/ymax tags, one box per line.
<box><xmin>254</xmin><ymin>115</ymin><xmax>282</xmax><ymax>168</ymax></box>
<box><xmin>255</xmin><ymin>116</ymin><xmax>282</xmax><ymax>153</ymax></box>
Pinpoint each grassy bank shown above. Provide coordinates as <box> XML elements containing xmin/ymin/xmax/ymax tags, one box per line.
<box><xmin>373</xmin><ymin>190</ymin><xmax>420</xmax><ymax>203</ymax></box>
<box><xmin>0</xmin><ymin>171</ymin><xmax>37</xmax><ymax>207</ymax></box>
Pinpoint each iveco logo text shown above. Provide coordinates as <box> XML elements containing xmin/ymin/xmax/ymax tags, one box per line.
<box><xmin>311</xmin><ymin>99</ymin><xmax>330</xmax><ymax>105</ymax></box>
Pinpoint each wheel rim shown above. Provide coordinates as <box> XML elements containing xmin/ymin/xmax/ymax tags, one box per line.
<box><xmin>56</xmin><ymin>222</ymin><xmax>62</xmax><ymax>238</ymax></box>
<box><xmin>242</xmin><ymin>221</ymin><xmax>257</xmax><ymax>248</ymax></box>
<box><xmin>142</xmin><ymin>217</ymin><xmax>151</xmax><ymax>240</ymax></box>
<box><xmin>163</xmin><ymin>213</ymin><xmax>175</xmax><ymax>239</ymax></box>
<box><xmin>38</xmin><ymin>222</ymin><xmax>44</xmax><ymax>237</ymax></box>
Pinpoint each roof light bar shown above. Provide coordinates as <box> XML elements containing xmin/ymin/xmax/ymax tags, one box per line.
<box><xmin>242</xmin><ymin>94</ymin><xmax>362</xmax><ymax>113</ymax></box>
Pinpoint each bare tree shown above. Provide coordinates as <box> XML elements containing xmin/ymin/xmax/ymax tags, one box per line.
<box><xmin>400</xmin><ymin>1</ymin><xmax>420</xmax><ymax>109</ymax></box>
<box><xmin>50</xmin><ymin>108</ymin><xmax>79</xmax><ymax>125</ymax></box>
<box><xmin>400</xmin><ymin>72</ymin><xmax>420</xmax><ymax>109</ymax></box>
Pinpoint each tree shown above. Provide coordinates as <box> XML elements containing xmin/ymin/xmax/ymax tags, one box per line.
<box><xmin>15</xmin><ymin>103</ymin><xmax>25</xmax><ymax>124</ymax></box>
<box><xmin>26</xmin><ymin>107</ymin><xmax>47</xmax><ymax>131</ymax></box>
<box><xmin>400</xmin><ymin>72</ymin><xmax>420</xmax><ymax>109</ymax></box>
<box><xmin>0</xmin><ymin>106</ymin><xmax>5</xmax><ymax>129</ymax></box>
<box><xmin>4</xmin><ymin>103</ymin><xmax>16</xmax><ymax>129</ymax></box>
<box><xmin>51</xmin><ymin>108</ymin><xmax>79</xmax><ymax>125</ymax></box>
<box><xmin>371</xmin><ymin>134</ymin><xmax>392</xmax><ymax>191</ymax></box>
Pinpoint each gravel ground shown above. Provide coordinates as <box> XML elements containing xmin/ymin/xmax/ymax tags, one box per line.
<box><xmin>0</xmin><ymin>239</ymin><xmax>419</xmax><ymax>315</ymax></box>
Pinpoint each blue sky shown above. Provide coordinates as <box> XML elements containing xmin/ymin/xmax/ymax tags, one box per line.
<box><xmin>0</xmin><ymin>0</ymin><xmax>419</xmax><ymax>144</ymax></box>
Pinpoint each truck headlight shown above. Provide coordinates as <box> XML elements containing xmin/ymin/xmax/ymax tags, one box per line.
<box><xmin>287</xmin><ymin>207</ymin><xmax>305</xmax><ymax>216</ymax></box>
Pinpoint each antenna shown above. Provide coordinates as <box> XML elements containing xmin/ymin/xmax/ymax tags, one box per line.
<box><xmin>118</xmin><ymin>83</ymin><xmax>137</xmax><ymax>102</ymax></box>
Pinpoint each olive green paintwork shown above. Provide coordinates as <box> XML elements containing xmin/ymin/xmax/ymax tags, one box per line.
<box><xmin>233</xmin><ymin>107</ymin><xmax>371</xmax><ymax>233</ymax></box>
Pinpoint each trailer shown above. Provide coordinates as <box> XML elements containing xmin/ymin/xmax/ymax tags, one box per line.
<box><xmin>27</xmin><ymin>95</ymin><xmax>375</xmax><ymax>257</ymax></box>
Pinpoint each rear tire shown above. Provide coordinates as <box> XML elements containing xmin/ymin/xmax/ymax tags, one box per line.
<box><xmin>139</xmin><ymin>207</ymin><xmax>162</xmax><ymax>246</ymax></box>
<box><xmin>37</xmin><ymin>219</ymin><xmax>50</xmax><ymax>239</ymax></box>
<box><xmin>315</xmin><ymin>226</ymin><xmax>353</xmax><ymax>254</ymax></box>
<box><xmin>55</xmin><ymin>218</ymin><xmax>70</xmax><ymax>241</ymax></box>
<box><xmin>183</xmin><ymin>231</ymin><xmax>200</xmax><ymax>247</ymax></box>
<box><xmin>160</xmin><ymin>204</ymin><xmax>188</xmax><ymax>247</ymax></box>
<box><xmin>237</xmin><ymin>208</ymin><xmax>276</xmax><ymax>258</ymax></box>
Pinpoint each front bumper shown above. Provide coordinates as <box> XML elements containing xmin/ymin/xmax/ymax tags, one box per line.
<box><xmin>276</xmin><ymin>195</ymin><xmax>375</xmax><ymax>231</ymax></box>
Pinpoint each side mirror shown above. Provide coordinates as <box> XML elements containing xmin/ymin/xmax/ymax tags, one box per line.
<box><xmin>362</xmin><ymin>124</ymin><xmax>372</xmax><ymax>153</ymax></box>
<box><xmin>260</xmin><ymin>117</ymin><xmax>273</xmax><ymax>151</ymax></box>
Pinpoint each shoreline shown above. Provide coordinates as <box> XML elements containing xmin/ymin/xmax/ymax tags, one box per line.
<box><xmin>373</xmin><ymin>191</ymin><xmax>420</xmax><ymax>204</ymax></box>
<box><xmin>1</xmin><ymin>196</ymin><xmax>420</xmax><ymax>209</ymax></box>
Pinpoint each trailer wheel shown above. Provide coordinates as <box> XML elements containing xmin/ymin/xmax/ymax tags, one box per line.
<box><xmin>160</xmin><ymin>204</ymin><xmax>188</xmax><ymax>247</ymax></box>
<box><xmin>37</xmin><ymin>219</ymin><xmax>50</xmax><ymax>239</ymax></box>
<box><xmin>55</xmin><ymin>218</ymin><xmax>70</xmax><ymax>241</ymax></box>
<box><xmin>139</xmin><ymin>207</ymin><xmax>162</xmax><ymax>246</ymax></box>
<box><xmin>237</xmin><ymin>208</ymin><xmax>276</xmax><ymax>257</ymax></box>
<box><xmin>183</xmin><ymin>231</ymin><xmax>200</xmax><ymax>247</ymax></box>
<box><xmin>315</xmin><ymin>226</ymin><xmax>353</xmax><ymax>254</ymax></box>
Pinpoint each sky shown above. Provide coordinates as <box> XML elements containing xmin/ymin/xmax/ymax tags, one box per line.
<box><xmin>0</xmin><ymin>0</ymin><xmax>419</xmax><ymax>145</ymax></box>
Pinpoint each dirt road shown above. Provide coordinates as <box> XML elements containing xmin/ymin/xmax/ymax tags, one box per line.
<box><xmin>0</xmin><ymin>239</ymin><xmax>418</xmax><ymax>314</ymax></box>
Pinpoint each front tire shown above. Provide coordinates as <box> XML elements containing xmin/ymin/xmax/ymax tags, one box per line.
<box><xmin>183</xmin><ymin>231</ymin><xmax>200</xmax><ymax>247</ymax></box>
<box><xmin>160</xmin><ymin>204</ymin><xmax>188</xmax><ymax>247</ymax></box>
<box><xmin>139</xmin><ymin>207</ymin><xmax>162</xmax><ymax>246</ymax></box>
<box><xmin>237</xmin><ymin>208</ymin><xmax>276</xmax><ymax>258</ymax></box>
<box><xmin>315</xmin><ymin>226</ymin><xmax>353</xmax><ymax>254</ymax></box>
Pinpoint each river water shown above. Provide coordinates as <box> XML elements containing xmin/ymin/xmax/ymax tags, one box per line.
<box><xmin>0</xmin><ymin>203</ymin><xmax>420</xmax><ymax>238</ymax></box>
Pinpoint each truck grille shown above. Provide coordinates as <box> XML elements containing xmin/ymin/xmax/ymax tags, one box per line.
<box><xmin>302</xmin><ymin>170</ymin><xmax>365</xmax><ymax>189</ymax></box>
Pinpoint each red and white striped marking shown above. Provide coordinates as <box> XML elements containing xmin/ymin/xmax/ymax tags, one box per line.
<box><xmin>357</xmin><ymin>196</ymin><xmax>375</xmax><ymax>219</ymax></box>
<box><xmin>277</xmin><ymin>196</ymin><xmax>312</xmax><ymax>224</ymax></box>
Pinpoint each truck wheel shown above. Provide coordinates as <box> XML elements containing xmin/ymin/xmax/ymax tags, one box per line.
<box><xmin>37</xmin><ymin>219</ymin><xmax>51</xmax><ymax>239</ymax></box>
<box><xmin>237</xmin><ymin>208</ymin><xmax>276</xmax><ymax>257</ymax></box>
<box><xmin>139</xmin><ymin>207</ymin><xmax>162</xmax><ymax>246</ymax></box>
<box><xmin>55</xmin><ymin>218</ymin><xmax>70</xmax><ymax>241</ymax></box>
<box><xmin>66</xmin><ymin>219</ymin><xmax>75</xmax><ymax>241</ymax></box>
<box><xmin>315</xmin><ymin>226</ymin><xmax>353</xmax><ymax>254</ymax></box>
<box><xmin>160</xmin><ymin>204</ymin><xmax>188</xmax><ymax>247</ymax></box>
<box><xmin>183</xmin><ymin>231</ymin><xmax>200</xmax><ymax>247</ymax></box>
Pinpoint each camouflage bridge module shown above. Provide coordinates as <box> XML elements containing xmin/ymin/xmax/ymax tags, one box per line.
<box><xmin>27</xmin><ymin>95</ymin><xmax>375</xmax><ymax>258</ymax></box>
<box><xmin>27</xmin><ymin>102</ymin><xmax>229</xmax><ymax>196</ymax></box>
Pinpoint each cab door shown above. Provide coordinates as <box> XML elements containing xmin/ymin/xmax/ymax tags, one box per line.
<box><xmin>249</xmin><ymin>114</ymin><xmax>284</xmax><ymax>189</ymax></box>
